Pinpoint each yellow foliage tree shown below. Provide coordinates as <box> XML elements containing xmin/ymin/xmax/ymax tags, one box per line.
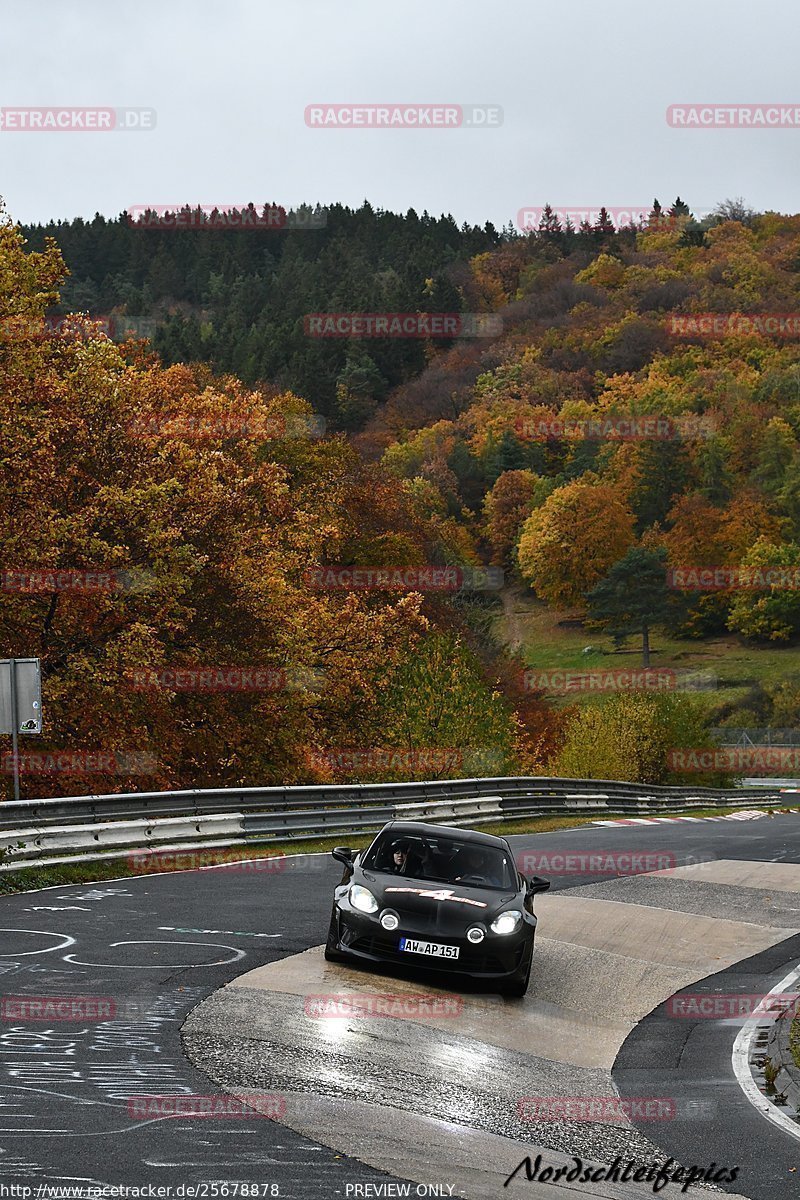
<box><xmin>516</xmin><ymin>475</ymin><xmax>636</xmax><ymax>608</ymax></box>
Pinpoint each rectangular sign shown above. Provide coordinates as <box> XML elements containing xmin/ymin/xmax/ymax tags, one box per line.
<box><xmin>0</xmin><ymin>658</ymin><xmax>42</xmax><ymax>734</ymax></box>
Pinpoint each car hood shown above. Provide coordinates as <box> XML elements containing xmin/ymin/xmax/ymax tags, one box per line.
<box><xmin>358</xmin><ymin>868</ymin><xmax>518</xmax><ymax>920</ymax></box>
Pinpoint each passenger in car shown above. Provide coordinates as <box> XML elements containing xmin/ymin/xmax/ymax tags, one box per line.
<box><xmin>387</xmin><ymin>839</ymin><xmax>411</xmax><ymax>873</ymax></box>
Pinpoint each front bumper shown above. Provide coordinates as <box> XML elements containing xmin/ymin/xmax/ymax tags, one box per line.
<box><xmin>332</xmin><ymin>897</ymin><xmax>534</xmax><ymax>979</ymax></box>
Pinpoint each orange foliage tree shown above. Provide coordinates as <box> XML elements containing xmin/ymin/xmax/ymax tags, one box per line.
<box><xmin>0</xmin><ymin>222</ymin><xmax>439</xmax><ymax>795</ymax></box>
<box><xmin>516</xmin><ymin>475</ymin><xmax>636</xmax><ymax>608</ymax></box>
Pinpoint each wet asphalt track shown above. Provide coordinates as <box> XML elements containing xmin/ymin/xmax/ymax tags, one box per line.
<box><xmin>1</xmin><ymin>815</ymin><xmax>799</xmax><ymax>1198</ymax></box>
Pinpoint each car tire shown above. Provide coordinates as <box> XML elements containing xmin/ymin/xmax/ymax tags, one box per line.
<box><xmin>323</xmin><ymin>907</ymin><xmax>347</xmax><ymax>963</ymax></box>
<box><xmin>500</xmin><ymin>948</ymin><xmax>532</xmax><ymax>998</ymax></box>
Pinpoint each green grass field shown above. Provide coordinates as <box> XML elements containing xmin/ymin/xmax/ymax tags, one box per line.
<box><xmin>496</xmin><ymin>590</ymin><xmax>800</xmax><ymax>716</ymax></box>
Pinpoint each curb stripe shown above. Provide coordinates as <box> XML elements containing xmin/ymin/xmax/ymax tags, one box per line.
<box><xmin>595</xmin><ymin>810</ymin><xmax>788</xmax><ymax>828</ymax></box>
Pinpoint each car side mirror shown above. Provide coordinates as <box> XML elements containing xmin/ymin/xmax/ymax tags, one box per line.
<box><xmin>527</xmin><ymin>875</ymin><xmax>551</xmax><ymax>894</ymax></box>
<box><xmin>332</xmin><ymin>846</ymin><xmax>356</xmax><ymax>867</ymax></box>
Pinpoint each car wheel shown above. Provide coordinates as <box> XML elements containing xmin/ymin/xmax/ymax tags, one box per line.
<box><xmin>500</xmin><ymin>949</ymin><xmax>532</xmax><ymax>998</ymax></box>
<box><xmin>323</xmin><ymin>907</ymin><xmax>347</xmax><ymax>962</ymax></box>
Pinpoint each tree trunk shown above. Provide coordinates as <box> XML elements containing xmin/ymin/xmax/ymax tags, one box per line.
<box><xmin>641</xmin><ymin>623</ymin><xmax>651</xmax><ymax>667</ymax></box>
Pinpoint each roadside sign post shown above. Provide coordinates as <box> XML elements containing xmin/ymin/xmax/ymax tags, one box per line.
<box><xmin>0</xmin><ymin>658</ymin><xmax>42</xmax><ymax>800</ymax></box>
<box><xmin>9</xmin><ymin>660</ymin><xmax>19</xmax><ymax>801</ymax></box>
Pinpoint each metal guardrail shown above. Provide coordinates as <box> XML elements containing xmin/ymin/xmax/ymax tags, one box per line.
<box><xmin>0</xmin><ymin>776</ymin><xmax>792</xmax><ymax>873</ymax></box>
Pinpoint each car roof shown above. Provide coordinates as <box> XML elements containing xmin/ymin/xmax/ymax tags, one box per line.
<box><xmin>379</xmin><ymin>820</ymin><xmax>511</xmax><ymax>850</ymax></box>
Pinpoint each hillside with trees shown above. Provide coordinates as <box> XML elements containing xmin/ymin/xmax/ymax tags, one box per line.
<box><xmin>0</xmin><ymin>214</ymin><xmax>538</xmax><ymax>796</ymax></box>
<box><xmin>21</xmin><ymin>204</ymin><xmax>502</xmax><ymax>432</ymax></box>
<box><xmin>6</xmin><ymin>197</ymin><xmax>800</xmax><ymax>792</ymax></box>
<box><xmin>371</xmin><ymin>200</ymin><xmax>800</xmax><ymax>778</ymax></box>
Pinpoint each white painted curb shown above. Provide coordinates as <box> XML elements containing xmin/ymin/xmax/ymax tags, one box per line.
<box><xmin>732</xmin><ymin>963</ymin><xmax>800</xmax><ymax>1142</ymax></box>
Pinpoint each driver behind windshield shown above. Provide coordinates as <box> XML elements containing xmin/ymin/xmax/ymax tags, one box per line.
<box><xmin>454</xmin><ymin>847</ymin><xmax>504</xmax><ymax>887</ymax></box>
<box><xmin>454</xmin><ymin>848</ymin><xmax>485</xmax><ymax>880</ymax></box>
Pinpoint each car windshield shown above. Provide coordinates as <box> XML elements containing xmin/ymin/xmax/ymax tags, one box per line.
<box><xmin>362</xmin><ymin>831</ymin><xmax>516</xmax><ymax>890</ymax></box>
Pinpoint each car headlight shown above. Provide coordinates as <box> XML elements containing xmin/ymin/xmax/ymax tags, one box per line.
<box><xmin>490</xmin><ymin>910</ymin><xmax>523</xmax><ymax>935</ymax></box>
<box><xmin>349</xmin><ymin>884</ymin><xmax>379</xmax><ymax>914</ymax></box>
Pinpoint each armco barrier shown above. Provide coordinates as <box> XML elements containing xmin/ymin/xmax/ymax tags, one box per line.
<box><xmin>0</xmin><ymin>777</ymin><xmax>790</xmax><ymax>872</ymax></box>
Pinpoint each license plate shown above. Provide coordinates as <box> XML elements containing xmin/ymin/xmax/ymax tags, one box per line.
<box><xmin>399</xmin><ymin>937</ymin><xmax>459</xmax><ymax>960</ymax></box>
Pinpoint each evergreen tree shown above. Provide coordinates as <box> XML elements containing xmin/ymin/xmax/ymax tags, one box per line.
<box><xmin>697</xmin><ymin>436</ymin><xmax>733</xmax><ymax>505</ymax></box>
<box><xmin>630</xmin><ymin>439</ymin><xmax>687</xmax><ymax>532</ymax></box>
<box><xmin>586</xmin><ymin>547</ymin><xmax>675</xmax><ymax>666</ymax></box>
<box><xmin>647</xmin><ymin>199</ymin><xmax>666</xmax><ymax>230</ymax></box>
<box><xmin>595</xmin><ymin>207</ymin><xmax>616</xmax><ymax>236</ymax></box>
<box><xmin>576</xmin><ymin>219</ymin><xmax>595</xmax><ymax>250</ymax></box>
<box><xmin>496</xmin><ymin>429</ymin><xmax>530</xmax><ymax>473</ymax></box>
<box><xmin>447</xmin><ymin>441</ymin><xmax>486</xmax><ymax>510</ymax></box>
<box><xmin>754</xmin><ymin>419</ymin><xmax>796</xmax><ymax>495</ymax></box>
<box><xmin>778</xmin><ymin>456</ymin><xmax>800</xmax><ymax>536</ymax></box>
<box><xmin>669</xmin><ymin>197</ymin><xmax>692</xmax><ymax>218</ymax></box>
<box><xmin>537</xmin><ymin>204</ymin><xmax>563</xmax><ymax>241</ymax></box>
<box><xmin>334</xmin><ymin>349</ymin><xmax>386</xmax><ymax>430</ymax></box>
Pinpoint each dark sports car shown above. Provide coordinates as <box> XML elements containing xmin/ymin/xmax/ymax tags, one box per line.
<box><xmin>324</xmin><ymin>820</ymin><xmax>550</xmax><ymax>996</ymax></box>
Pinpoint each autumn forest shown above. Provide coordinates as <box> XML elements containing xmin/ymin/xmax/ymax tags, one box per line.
<box><xmin>4</xmin><ymin>197</ymin><xmax>800</xmax><ymax>795</ymax></box>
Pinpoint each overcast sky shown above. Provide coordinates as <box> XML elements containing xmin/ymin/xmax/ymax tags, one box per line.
<box><xmin>2</xmin><ymin>0</ymin><xmax>798</xmax><ymax>229</ymax></box>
